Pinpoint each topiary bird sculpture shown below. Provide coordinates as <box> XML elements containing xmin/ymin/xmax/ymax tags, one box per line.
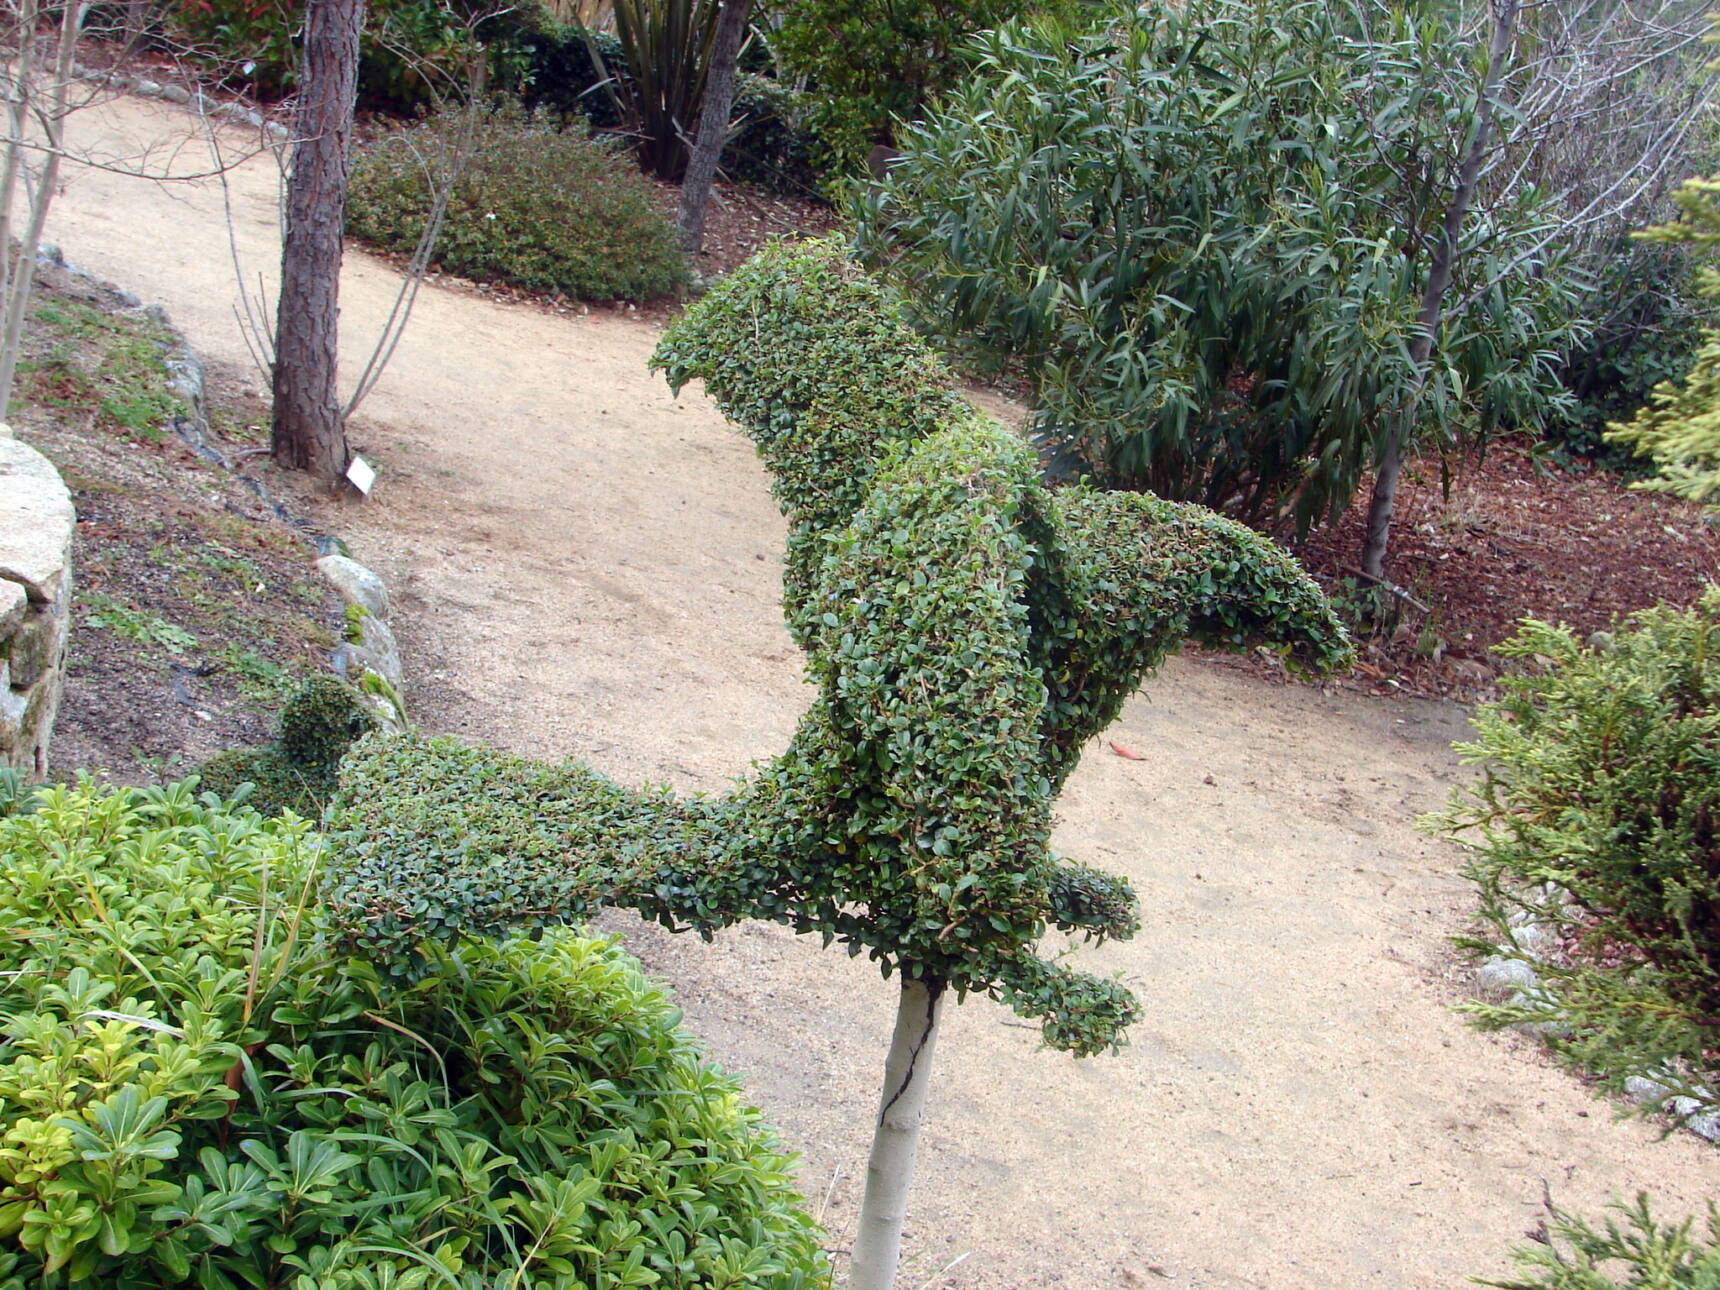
<box><xmin>325</xmin><ymin>240</ymin><xmax>1351</xmax><ymax>1290</ymax></box>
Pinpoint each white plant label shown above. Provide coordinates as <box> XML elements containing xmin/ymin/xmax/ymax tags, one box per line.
<box><xmin>346</xmin><ymin>454</ymin><xmax>376</xmax><ymax>496</ymax></box>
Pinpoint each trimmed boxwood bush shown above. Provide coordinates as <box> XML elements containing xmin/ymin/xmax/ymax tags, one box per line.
<box><xmin>1433</xmin><ymin>589</ymin><xmax>1720</xmax><ymax>1117</ymax></box>
<box><xmin>0</xmin><ymin>779</ymin><xmax>827</xmax><ymax>1288</ymax></box>
<box><xmin>347</xmin><ymin>107</ymin><xmax>689</xmax><ymax>302</ymax></box>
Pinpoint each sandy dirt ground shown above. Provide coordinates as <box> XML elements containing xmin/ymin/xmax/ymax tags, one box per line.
<box><xmin>44</xmin><ymin>95</ymin><xmax>1717</xmax><ymax>1289</ymax></box>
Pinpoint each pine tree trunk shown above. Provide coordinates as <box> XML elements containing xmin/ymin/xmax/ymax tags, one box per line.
<box><xmin>676</xmin><ymin>0</ymin><xmax>752</xmax><ymax>256</ymax></box>
<box><xmin>271</xmin><ymin>0</ymin><xmax>364</xmax><ymax>482</ymax></box>
<box><xmin>849</xmin><ymin>976</ymin><xmax>946</xmax><ymax>1290</ymax></box>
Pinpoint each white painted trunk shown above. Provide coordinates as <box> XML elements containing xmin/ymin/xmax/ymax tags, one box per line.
<box><xmin>848</xmin><ymin>976</ymin><xmax>945</xmax><ymax>1290</ymax></box>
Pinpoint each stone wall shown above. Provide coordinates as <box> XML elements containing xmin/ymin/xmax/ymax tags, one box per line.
<box><xmin>0</xmin><ymin>427</ymin><xmax>74</xmax><ymax>778</ymax></box>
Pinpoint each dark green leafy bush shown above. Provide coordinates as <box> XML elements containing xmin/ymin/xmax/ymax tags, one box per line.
<box><xmin>772</xmin><ymin>0</ymin><xmax>1034</xmax><ymax>174</ymax></box>
<box><xmin>1433</xmin><ymin>591</ymin><xmax>1720</xmax><ymax>1114</ymax></box>
<box><xmin>347</xmin><ymin>108</ymin><xmax>688</xmax><ymax>302</ymax></box>
<box><xmin>1486</xmin><ymin>1195</ymin><xmax>1720</xmax><ymax>1289</ymax></box>
<box><xmin>0</xmin><ymin>778</ymin><xmax>827</xmax><ymax>1287</ymax></box>
<box><xmin>324</xmin><ymin>240</ymin><xmax>1351</xmax><ymax>1058</ymax></box>
<box><xmin>518</xmin><ymin>27</ymin><xmax>630</xmax><ymax>128</ymax></box>
<box><xmin>197</xmin><ymin>676</ymin><xmax>375</xmax><ymax>819</ymax></box>
<box><xmin>721</xmin><ymin>77</ymin><xmax>820</xmax><ymax>199</ymax></box>
<box><xmin>166</xmin><ymin>0</ymin><xmax>542</xmax><ymax>109</ymax></box>
<box><xmin>1546</xmin><ymin>239</ymin><xmax>1713</xmax><ymax>467</ymax></box>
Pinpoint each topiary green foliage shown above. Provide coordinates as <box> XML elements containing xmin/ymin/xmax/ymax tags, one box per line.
<box><xmin>0</xmin><ymin>778</ymin><xmax>826</xmax><ymax>1288</ymax></box>
<box><xmin>324</xmin><ymin>239</ymin><xmax>1351</xmax><ymax>1057</ymax></box>
<box><xmin>198</xmin><ymin>676</ymin><xmax>375</xmax><ymax>818</ymax></box>
<box><xmin>1431</xmin><ymin>592</ymin><xmax>1720</xmax><ymax>1117</ymax></box>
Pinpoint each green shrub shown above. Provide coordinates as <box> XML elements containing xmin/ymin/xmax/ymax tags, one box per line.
<box><xmin>1546</xmin><ymin>238</ymin><xmax>1713</xmax><ymax>467</ymax></box>
<box><xmin>1606</xmin><ymin>177</ymin><xmax>1720</xmax><ymax>503</ymax></box>
<box><xmin>1486</xmin><ymin>1196</ymin><xmax>1720</xmax><ymax>1289</ymax></box>
<box><xmin>772</xmin><ymin>0</ymin><xmax>1038</xmax><ymax>175</ymax></box>
<box><xmin>347</xmin><ymin>107</ymin><xmax>689</xmax><ymax>302</ymax></box>
<box><xmin>0</xmin><ymin>778</ymin><xmax>828</xmax><ymax>1287</ymax></box>
<box><xmin>1432</xmin><ymin>590</ymin><xmax>1720</xmax><ymax>1115</ymax></box>
<box><xmin>198</xmin><ymin>676</ymin><xmax>376</xmax><ymax>819</ymax></box>
<box><xmin>721</xmin><ymin>77</ymin><xmax>821</xmax><ymax>199</ymax></box>
<box><xmin>855</xmin><ymin>1</ymin><xmax>1577</xmax><ymax>532</ymax></box>
<box><xmin>518</xmin><ymin>26</ymin><xmax>630</xmax><ymax>128</ymax></box>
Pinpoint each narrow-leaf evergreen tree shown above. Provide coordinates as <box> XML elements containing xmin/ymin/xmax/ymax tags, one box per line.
<box><xmin>325</xmin><ymin>241</ymin><xmax>1352</xmax><ymax>1288</ymax></box>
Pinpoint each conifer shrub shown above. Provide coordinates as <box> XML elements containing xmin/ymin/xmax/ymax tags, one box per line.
<box><xmin>0</xmin><ymin>779</ymin><xmax>826</xmax><ymax>1287</ymax></box>
<box><xmin>1488</xmin><ymin>1196</ymin><xmax>1720</xmax><ymax>1289</ymax></box>
<box><xmin>1433</xmin><ymin>590</ymin><xmax>1720</xmax><ymax>1116</ymax></box>
<box><xmin>347</xmin><ymin>108</ymin><xmax>689</xmax><ymax>302</ymax></box>
<box><xmin>197</xmin><ymin>676</ymin><xmax>375</xmax><ymax>819</ymax></box>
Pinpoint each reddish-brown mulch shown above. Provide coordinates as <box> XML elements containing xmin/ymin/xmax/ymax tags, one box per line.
<box><xmin>652</xmin><ymin>179</ymin><xmax>842</xmax><ymax>284</ymax></box>
<box><xmin>1289</xmin><ymin>442</ymin><xmax>1720</xmax><ymax>700</ymax></box>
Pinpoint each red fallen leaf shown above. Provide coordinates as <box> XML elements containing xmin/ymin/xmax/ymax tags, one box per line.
<box><xmin>1109</xmin><ymin>740</ymin><xmax>1146</xmax><ymax>761</ymax></box>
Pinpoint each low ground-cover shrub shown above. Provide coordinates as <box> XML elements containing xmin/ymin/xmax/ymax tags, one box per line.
<box><xmin>1432</xmin><ymin>590</ymin><xmax>1720</xmax><ymax>1116</ymax></box>
<box><xmin>0</xmin><ymin>778</ymin><xmax>826</xmax><ymax>1287</ymax></box>
<box><xmin>347</xmin><ymin>108</ymin><xmax>688</xmax><ymax>302</ymax></box>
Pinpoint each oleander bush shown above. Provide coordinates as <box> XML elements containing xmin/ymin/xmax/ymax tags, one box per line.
<box><xmin>1432</xmin><ymin>590</ymin><xmax>1720</xmax><ymax>1116</ymax></box>
<box><xmin>0</xmin><ymin>778</ymin><xmax>827</xmax><ymax>1288</ymax></box>
<box><xmin>347</xmin><ymin>107</ymin><xmax>688</xmax><ymax>302</ymax></box>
